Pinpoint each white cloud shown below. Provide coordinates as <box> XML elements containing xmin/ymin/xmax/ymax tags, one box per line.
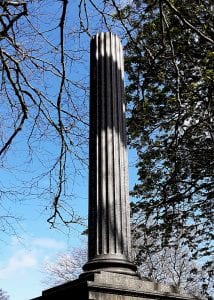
<box><xmin>0</xmin><ymin>250</ymin><xmax>37</xmax><ymax>279</ymax></box>
<box><xmin>0</xmin><ymin>236</ymin><xmax>66</xmax><ymax>281</ymax></box>
<box><xmin>32</xmin><ymin>237</ymin><xmax>65</xmax><ymax>250</ymax></box>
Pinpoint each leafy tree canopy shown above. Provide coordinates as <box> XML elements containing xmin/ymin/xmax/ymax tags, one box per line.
<box><xmin>117</xmin><ymin>0</ymin><xmax>214</xmax><ymax>290</ymax></box>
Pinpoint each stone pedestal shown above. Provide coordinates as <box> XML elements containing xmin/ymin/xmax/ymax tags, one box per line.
<box><xmin>31</xmin><ymin>271</ymin><xmax>196</xmax><ymax>300</ymax></box>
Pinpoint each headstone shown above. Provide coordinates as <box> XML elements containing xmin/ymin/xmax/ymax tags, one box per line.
<box><xmin>31</xmin><ymin>32</ymin><xmax>197</xmax><ymax>300</ymax></box>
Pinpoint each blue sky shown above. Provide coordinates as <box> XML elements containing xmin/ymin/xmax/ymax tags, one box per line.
<box><xmin>1</xmin><ymin>235</ymin><xmax>69</xmax><ymax>300</ymax></box>
<box><xmin>0</xmin><ymin>149</ymin><xmax>137</xmax><ymax>300</ymax></box>
<box><xmin>0</xmin><ymin>153</ymin><xmax>88</xmax><ymax>299</ymax></box>
<box><xmin>0</xmin><ymin>127</ymin><xmax>89</xmax><ymax>299</ymax></box>
<box><xmin>0</xmin><ymin>1</ymin><xmax>138</xmax><ymax>299</ymax></box>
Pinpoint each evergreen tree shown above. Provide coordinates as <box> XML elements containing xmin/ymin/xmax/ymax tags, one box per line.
<box><xmin>117</xmin><ymin>0</ymin><xmax>214</xmax><ymax>295</ymax></box>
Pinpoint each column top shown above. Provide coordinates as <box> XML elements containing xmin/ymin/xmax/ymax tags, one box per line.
<box><xmin>91</xmin><ymin>32</ymin><xmax>124</xmax><ymax>79</ymax></box>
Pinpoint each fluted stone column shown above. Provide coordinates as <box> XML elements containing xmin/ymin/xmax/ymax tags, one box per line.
<box><xmin>31</xmin><ymin>32</ymin><xmax>197</xmax><ymax>300</ymax></box>
<box><xmin>83</xmin><ymin>32</ymin><xmax>137</xmax><ymax>276</ymax></box>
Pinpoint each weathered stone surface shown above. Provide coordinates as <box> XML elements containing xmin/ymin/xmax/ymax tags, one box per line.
<box><xmin>82</xmin><ymin>32</ymin><xmax>137</xmax><ymax>276</ymax></box>
<box><xmin>31</xmin><ymin>271</ymin><xmax>196</xmax><ymax>300</ymax></box>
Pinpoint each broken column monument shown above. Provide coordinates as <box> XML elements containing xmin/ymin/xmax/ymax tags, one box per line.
<box><xmin>31</xmin><ymin>32</ymin><xmax>197</xmax><ymax>300</ymax></box>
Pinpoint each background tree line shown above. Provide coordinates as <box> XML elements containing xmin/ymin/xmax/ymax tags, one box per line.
<box><xmin>122</xmin><ymin>1</ymin><xmax>213</xmax><ymax>297</ymax></box>
<box><xmin>0</xmin><ymin>0</ymin><xmax>213</xmax><ymax>298</ymax></box>
<box><xmin>0</xmin><ymin>288</ymin><xmax>9</xmax><ymax>300</ymax></box>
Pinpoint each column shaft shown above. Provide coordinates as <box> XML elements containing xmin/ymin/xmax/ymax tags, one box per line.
<box><xmin>83</xmin><ymin>32</ymin><xmax>136</xmax><ymax>276</ymax></box>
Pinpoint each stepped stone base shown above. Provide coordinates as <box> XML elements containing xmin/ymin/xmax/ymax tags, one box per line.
<box><xmin>31</xmin><ymin>271</ymin><xmax>196</xmax><ymax>300</ymax></box>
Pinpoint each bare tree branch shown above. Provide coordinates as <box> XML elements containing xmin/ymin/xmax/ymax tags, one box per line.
<box><xmin>0</xmin><ymin>48</ymin><xmax>28</xmax><ymax>156</ymax></box>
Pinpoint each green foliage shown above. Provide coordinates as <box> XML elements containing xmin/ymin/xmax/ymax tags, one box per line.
<box><xmin>118</xmin><ymin>0</ymin><xmax>213</xmax><ymax>296</ymax></box>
